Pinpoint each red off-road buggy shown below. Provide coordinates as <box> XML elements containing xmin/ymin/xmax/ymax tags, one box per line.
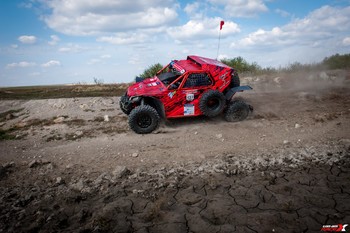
<box><xmin>120</xmin><ymin>55</ymin><xmax>253</xmax><ymax>134</ymax></box>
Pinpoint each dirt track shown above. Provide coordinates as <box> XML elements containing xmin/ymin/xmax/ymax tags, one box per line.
<box><xmin>0</xmin><ymin>70</ymin><xmax>350</xmax><ymax>232</ymax></box>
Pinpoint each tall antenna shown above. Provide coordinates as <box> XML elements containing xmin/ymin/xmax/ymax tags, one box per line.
<box><xmin>216</xmin><ymin>20</ymin><xmax>224</xmax><ymax>60</ymax></box>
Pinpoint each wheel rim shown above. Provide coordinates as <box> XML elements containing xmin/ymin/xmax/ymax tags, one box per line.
<box><xmin>137</xmin><ymin>114</ymin><xmax>152</xmax><ymax>128</ymax></box>
<box><xmin>207</xmin><ymin>98</ymin><xmax>220</xmax><ymax>111</ymax></box>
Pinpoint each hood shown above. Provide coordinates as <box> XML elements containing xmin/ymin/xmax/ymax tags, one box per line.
<box><xmin>127</xmin><ymin>76</ymin><xmax>166</xmax><ymax>96</ymax></box>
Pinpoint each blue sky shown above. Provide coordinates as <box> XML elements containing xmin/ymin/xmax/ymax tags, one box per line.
<box><xmin>0</xmin><ymin>0</ymin><xmax>349</xmax><ymax>87</ymax></box>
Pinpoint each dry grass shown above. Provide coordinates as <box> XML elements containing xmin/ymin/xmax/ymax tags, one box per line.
<box><xmin>0</xmin><ymin>84</ymin><xmax>128</xmax><ymax>100</ymax></box>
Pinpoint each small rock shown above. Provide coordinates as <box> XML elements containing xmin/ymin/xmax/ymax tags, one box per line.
<box><xmin>3</xmin><ymin>161</ymin><xmax>15</xmax><ymax>169</ymax></box>
<box><xmin>319</xmin><ymin>71</ymin><xmax>329</xmax><ymax>81</ymax></box>
<box><xmin>28</xmin><ymin>160</ymin><xmax>40</xmax><ymax>168</ymax></box>
<box><xmin>65</xmin><ymin>163</ymin><xmax>72</xmax><ymax>169</ymax></box>
<box><xmin>132</xmin><ymin>189</ymin><xmax>144</xmax><ymax>194</ymax></box>
<box><xmin>5</xmin><ymin>113</ymin><xmax>14</xmax><ymax>120</ymax></box>
<box><xmin>132</xmin><ymin>152</ymin><xmax>139</xmax><ymax>158</ymax></box>
<box><xmin>70</xmin><ymin>179</ymin><xmax>86</xmax><ymax>192</ymax></box>
<box><xmin>79</xmin><ymin>104</ymin><xmax>88</xmax><ymax>109</ymax></box>
<box><xmin>112</xmin><ymin>166</ymin><xmax>130</xmax><ymax>178</ymax></box>
<box><xmin>283</xmin><ymin>140</ymin><xmax>290</xmax><ymax>145</ymax></box>
<box><xmin>75</xmin><ymin>131</ymin><xmax>84</xmax><ymax>137</ymax></box>
<box><xmin>52</xmin><ymin>103</ymin><xmax>66</xmax><ymax>109</ymax></box>
<box><xmin>15</xmin><ymin>121</ymin><xmax>28</xmax><ymax>128</ymax></box>
<box><xmin>216</xmin><ymin>134</ymin><xmax>223</xmax><ymax>139</ymax></box>
<box><xmin>93</xmin><ymin>172</ymin><xmax>112</xmax><ymax>186</ymax></box>
<box><xmin>194</xmin><ymin>131</ymin><xmax>198</xmax><ymax>135</ymax></box>
<box><xmin>339</xmin><ymin>139</ymin><xmax>350</xmax><ymax>151</ymax></box>
<box><xmin>273</xmin><ymin>77</ymin><xmax>282</xmax><ymax>84</ymax></box>
<box><xmin>46</xmin><ymin>163</ymin><xmax>54</xmax><ymax>170</ymax></box>
<box><xmin>53</xmin><ymin>116</ymin><xmax>65</xmax><ymax>124</ymax></box>
<box><xmin>56</xmin><ymin>177</ymin><xmax>64</xmax><ymax>185</ymax></box>
<box><xmin>41</xmin><ymin>159</ymin><xmax>51</xmax><ymax>165</ymax></box>
<box><xmin>104</xmin><ymin>115</ymin><xmax>109</xmax><ymax>122</ymax></box>
<box><xmin>295</xmin><ymin>123</ymin><xmax>301</xmax><ymax>129</ymax></box>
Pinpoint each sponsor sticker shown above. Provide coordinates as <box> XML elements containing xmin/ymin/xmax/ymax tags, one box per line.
<box><xmin>184</xmin><ymin>104</ymin><xmax>195</xmax><ymax>115</ymax></box>
<box><xmin>321</xmin><ymin>224</ymin><xmax>348</xmax><ymax>232</ymax></box>
<box><xmin>168</xmin><ymin>90</ymin><xmax>176</xmax><ymax>99</ymax></box>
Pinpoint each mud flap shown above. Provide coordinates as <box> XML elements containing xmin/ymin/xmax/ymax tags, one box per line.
<box><xmin>225</xmin><ymin>85</ymin><xmax>253</xmax><ymax>100</ymax></box>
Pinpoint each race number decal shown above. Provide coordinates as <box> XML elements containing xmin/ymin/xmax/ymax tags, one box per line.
<box><xmin>186</xmin><ymin>93</ymin><xmax>194</xmax><ymax>101</ymax></box>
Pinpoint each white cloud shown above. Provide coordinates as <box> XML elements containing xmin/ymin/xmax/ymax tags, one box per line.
<box><xmin>167</xmin><ymin>17</ymin><xmax>240</xmax><ymax>41</ymax></box>
<box><xmin>97</xmin><ymin>33</ymin><xmax>148</xmax><ymax>45</ymax></box>
<box><xmin>58</xmin><ymin>44</ymin><xmax>86</xmax><ymax>53</ymax></box>
<box><xmin>48</xmin><ymin>35</ymin><xmax>60</xmax><ymax>45</ymax></box>
<box><xmin>18</xmin><ymin>2</ymin><xmax>33</xmax><ymax>9</ymax></box>
<box><xmin>29</xmin><ymin>72</ymin><xmax>41</xmax><ymax>76</ymax></box>
<box><xmin>208</xmin><ymin>0</ymin><xmax>268</xmax><ymax>18</ymax></box>
<box><xmin>275</xmin><ymin>9</ymin><xmax>291</xmax><ymax>18</ymax></box>
<box><xmin>87</xmin><ymin>59</ymin><xmax>101</xmax><ymax>65</ymax></box>
<box><xmin>343</xmin><ymin>37</ymin><xmax>350</xmax><ymax>46</ymax></box>
<box><xmin>128</xmin><ymin>54</ymin><xmax>143</xmax><ymax>65</ymax></box>
<box><xmin>87</xmin><ymin>54</ymin><xmax>112</xmax><ymax>65</ymax></box>
<box><xmin>184</xmin><ymin>2</ymin><xmax>200</xmax><ymax>15</ymax></box>
<box><xmin>41</xmin><ymin>60</ymin><xmax>61</xmax><ymax>67</ymax></box>
<box><xmin>100</xmin><ymin>54</ymin><xmax>111</xmax><ymax>59</ymax></box>
<box><xmin>6</xmin><ymin>61</ymin><xmax>36</xmax><ymax>68</ymax></box>
<box><xmin>11</xmin><ymin>44</ymin><xmax>18</xmax><ymax>49</ymax></box>
<box><xmin>233</xmin><ymin>6</ymin><xmax>350</xmax><ymax>48</ymax></box>
<box><xmin>18</xmin><ymin>35</ymin><xmax>37</xmax><ymax>44</ymax></box>
<box><xmin>42</xmin><ymin>0</ymin><xmax>178</xmax><ymax>36</ymax></box>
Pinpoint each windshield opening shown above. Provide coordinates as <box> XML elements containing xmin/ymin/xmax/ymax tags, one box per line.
<box><xmin>157</xmin><ymin>63</ymin><xmax>182</xmax><ymax>86</ymax></box>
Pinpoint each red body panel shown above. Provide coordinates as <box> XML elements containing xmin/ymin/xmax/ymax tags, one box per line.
<box><xmin>126</xmin><ymin>55</ymin><xmax>234</xmax><ymax>118</ymax></box>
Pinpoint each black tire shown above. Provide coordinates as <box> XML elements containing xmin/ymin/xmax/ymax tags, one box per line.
<box><xmin>230</xmin><ymin>71</ymin><xmax>240</xmax><ymax>88</ymax></box>
<box><xmin>128</xmin><ymin>105</ymin><xmax>160</xmax><ymax>134</ymax></box>
<box><xmin>224</xmin><ymin>100</ymin><xmax>250</xmax><ymax>122</ymax></box>
<box><xmin>199</xmin><ymin>90</ymin><xmax>226</xmax><ymax>117</ymax></box>
<box><xmin>120</xmin><ymin>93</ymin><xmax>131</xmax><ymax>115</ymax></box>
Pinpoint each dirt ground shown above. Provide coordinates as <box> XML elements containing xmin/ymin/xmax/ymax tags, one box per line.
<box><xmin>0</xmin><ymin>70</ymin><xmax>350</xmax><ymax>233</ymax></box>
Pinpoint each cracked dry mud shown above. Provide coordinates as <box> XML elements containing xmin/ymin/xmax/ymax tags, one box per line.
<box><xmin>0</xmin><ymin>70</ymin><xmax>350</xmax><ymax>232</ymax></box>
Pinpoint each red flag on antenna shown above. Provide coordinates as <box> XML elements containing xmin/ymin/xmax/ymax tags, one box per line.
<box><xmin>220</xmin><ymin>20</ymin><xmax>225</xmax><ymax>30</ymax></box>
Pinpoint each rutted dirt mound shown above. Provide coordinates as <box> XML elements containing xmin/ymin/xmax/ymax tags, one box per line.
<box><xmin>0</xmin><ymin>70</ymin><xmax>350</xmax><ymax>232</ymax></box>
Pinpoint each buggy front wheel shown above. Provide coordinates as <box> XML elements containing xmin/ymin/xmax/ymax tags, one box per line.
<box><xmin>128</xmin><ymin>105</ymin><xmax>160</xmax><ymax>134</ymax></box>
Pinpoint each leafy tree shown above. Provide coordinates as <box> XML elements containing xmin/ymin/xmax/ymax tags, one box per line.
<box><xmin>220</xmin><ymin>57</ymin><xmax>261</xmax><ymax>74</ymax></box>
<box><xmin>138</xmin><ymin>63</ymin><xmax>163</xmax><ymax>79</ymax></box>
<box><xmin>323</xmin><ymin>53</ymin><xmax>350</xmax><ymax>69</ymax></box>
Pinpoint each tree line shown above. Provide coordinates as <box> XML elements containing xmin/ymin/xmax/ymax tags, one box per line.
<box><xmin>138</xmin><ymin>53</ymin><xmax>350</xmax><ymax>79</ymax></box>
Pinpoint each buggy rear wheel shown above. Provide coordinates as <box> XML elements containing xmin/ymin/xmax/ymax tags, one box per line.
<box><xmin>224</xmin><ymin>100</ymin><xmax>250</xmax><ymax>122</ymax></box>
<box><xmin>199</xmin><ymin>90</ymin><xmax>226</xmax><ymax>117</ymax></box>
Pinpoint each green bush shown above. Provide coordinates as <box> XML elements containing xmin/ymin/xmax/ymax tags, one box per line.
<box><xmin>138</xmin><ymin>63</ymin><xmax>163</xmax><ymax>79</ymax></box>
<box><xmin>220</xmin><ymin>57</ymin><xmax>262</xmax><ymax>74</ymax></box>
<box><xmin>323</xmin><ymin>53</ymin><xmax>350</xmax><ymax>69</ymax></box>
